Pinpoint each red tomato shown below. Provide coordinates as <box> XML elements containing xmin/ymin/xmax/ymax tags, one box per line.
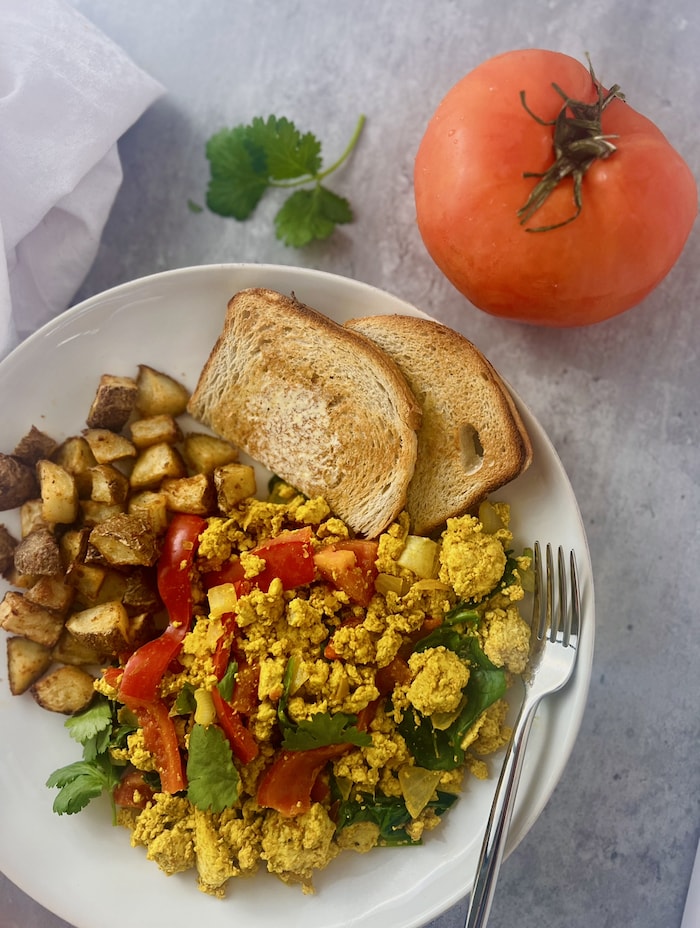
<box><xmin>113</xmin><ymin>769</ymin><xmax>155</xmax><ymax>809</ymax></box>
<box><xmin>257</xmin><ymin>744</ymin><xmax>351</xmax><ymax>817</ymax></box>
<box><xmin>314</xmin><ymin>540</ymin><xmax>378</xmax><ymax>606</ymax></box>
<box><xmin>204</xmin><ymin>526</ymin><xmax>315</xmax><ymax>595</ymax></box>
<box><xmin>211</xmin><ymin>687</ymin><xmax>259</xmax><ymax>764</ymax></box>
<box><xmin>126</xmin><ymin>698</ymin><xmax>186</xmax><ymax>794</ymax></box>
<box><xmin>414</xmin><ymin>49</ymin><xmax>697</xmax><ymax>326</ymax></box>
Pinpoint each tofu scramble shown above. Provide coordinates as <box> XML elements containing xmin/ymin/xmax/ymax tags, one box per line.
<box><xmin>79</xmin><ymin>484</ymin><xmax>531</xmax><ymax>897</ymax></box>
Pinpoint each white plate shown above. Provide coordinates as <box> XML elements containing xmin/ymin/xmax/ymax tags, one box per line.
<box><xmin>0</xmin><ymin>264</ymin><xmax>594</xmax><ymax>928</ymax></box>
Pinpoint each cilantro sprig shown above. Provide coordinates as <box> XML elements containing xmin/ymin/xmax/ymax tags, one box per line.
<box><xmin>278</xmin><ymin>656</ymin><xmax>371</xmax><ymax>750</ymax></box>
<box><xmin>203</xmin><ymin>114</ymin><xmax>366</xmax><ymax>247</ymax></box>
<box><xmin>46</xmin><ymin>695</ymin><xmax>131</xmax><ymax>819</ymax></box>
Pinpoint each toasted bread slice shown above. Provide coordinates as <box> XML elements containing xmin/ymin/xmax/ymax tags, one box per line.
<box><xmin>345</xmin><ymin>314</ymin><xmax>532</xmax><ymax>535</ymax></box>
<box><xmin>187</xmin><ymin>289</ymin><xmax>421</xmax><ymax>538</ymax></box>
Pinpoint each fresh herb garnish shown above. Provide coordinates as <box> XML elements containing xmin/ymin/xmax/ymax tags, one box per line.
<box><xmin>46</xmin><ymin>695</ymin><xmax>128</xmax><ymax>818</ymax></box>
<box><xmin>278</xmin><ymin>656</ymin><xmax>371</xmax><ymax>750</ymax></box>
<box><xmin>203</xmin><ymin>114</ymin><xmax>365</xmax><ymax>246</ymax></box>
<box><xmin>186</xmin><ymin>722</ymin><xmax>239</xmax><ymax>813</ymax></box>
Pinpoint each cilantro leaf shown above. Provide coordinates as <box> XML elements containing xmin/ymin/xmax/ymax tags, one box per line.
<box><xmin>186</xmin><ymin>723</ymin><xmax>239</xmax><ymax>813</ymax></box>
<box><xmin>274</xmin><ymin>186</ymin><xmax>353</xmax><ymax>247</ymax></box>
<box><xmin>65</xmin><ymin>696</ymin><xmax>113</xmax><ymax>745</ymax></box>
<box><xmin>46</xmin><ymin>754</ymin><xmax>121</xmax><ymax>816</ymax></box>
<box><xmin>202</xmin><ymin>113</ymin><xmax>365</xmax><ymax>246</ymax></box>
<box><xmin>205</xmin><ymin>126</ymin><xmax>269</xmax><ymax>219</ymax></box>
<box><xmin>247</xmin><ymin>115</ymin><xmax>322</xmax><ymax>180</ymax></box>
<box><xmin>282</xmin><ymin>711</ymin><xmax>371</xmax><ymax>750</ymax></box>
<box><xmin>217</xmin><ymin>661</ymin><xmax>238</xmax><ymax>702</ymax></box>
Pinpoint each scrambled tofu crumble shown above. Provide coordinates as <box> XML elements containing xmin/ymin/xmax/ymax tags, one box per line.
<box><xmin>99</xmin><ymin>488</ymin><xmax>532</xmax><ymax>897</ymax></box>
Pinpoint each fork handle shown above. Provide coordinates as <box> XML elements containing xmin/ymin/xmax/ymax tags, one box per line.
<box><xmin>464</xmin><ymin>696</ymin><xmax>541</xmax><ymax>928</ymax></box>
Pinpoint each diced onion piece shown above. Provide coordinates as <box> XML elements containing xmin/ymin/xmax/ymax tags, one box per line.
<box><xmin>398</xmin><ymin>765</ymin><xmax>443</xmax><ymax>819</ymax></box>
<box><xmin>375</xmin><ymin>573</ymin><xmax>410</xmax><ymax>596</ymax></box>
<box><xmin>208</xmin><ymin>582</ymin><xmax>237</xmax><ymax>618</ymax></box>
<box><xmin>289</xmin><ymin>657</ymin><xmax>309</xmax><ymax>695</ymax></box>
<box><xmin>194</xmin><ymin>688</ymin><xmax>217</xmax><ymax>727</ymax></box>
<box><xmin>478</xmin><ymin>501</ymin><xmax>505</xmax><ymax>534</ymax></box>
<box><xmin>410</xmin><ymin>579</ymin><xmax>453</xmax><ymax>592</ymax></box>
<box><xmin>397</xmin><ymin>536</ymin><xmax>439</xmax><ymax>579</ymax></box>
<box><xmin>519</xmin><ymin>562</ymin><xmax>535</xmax><ymax>594</ymax></box>
<box><xmin>431</xmin><ymin>697</ymin><xmax>466</xmax><ymax>731</ymax></box>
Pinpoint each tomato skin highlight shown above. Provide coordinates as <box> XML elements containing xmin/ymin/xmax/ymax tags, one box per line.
<box><xmin>314</xmin><ymin>540</ymin><xmax>378</xmax><ymax>606</ymax></box>
<box><xmin>257</xmin><ymin>744</ymin><xmax>351</xmax><ymax>817</ymax></box>
<box><xmin>414</xmin><ymin>49</ymin><xmax>698</xmax><ymax>326</ymax></box>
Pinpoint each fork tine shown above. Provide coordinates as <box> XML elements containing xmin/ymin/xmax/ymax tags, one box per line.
<box><xmin>545</xmin><ymin>542</ymin><xmax>554</xmax><ymax>640</ymax></box>
<box><xmin>557</xmin><ymin>546</ymin><xmax>570</xmax><ymax>646</ymax></box>
<box><xmin>532</xmin><ymin>541</ymin><xmax>546</xmax><ymax>638</ymax></box>
<box><xmin>569</xmin><ymin>549</ymin><xmax>581</xmax><ymax>644</ymax></box>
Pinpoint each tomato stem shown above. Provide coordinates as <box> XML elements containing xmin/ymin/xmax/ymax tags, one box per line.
<box><xmin>517</xmin><ymin>57</ymin><xmax>625</xmax><ymax>232</ymax></box>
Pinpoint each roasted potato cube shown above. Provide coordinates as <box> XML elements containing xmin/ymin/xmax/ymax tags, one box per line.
<box><xmin>52</xmin><ymin>435</ymin><xmax>97</xmax><ymax>497</ymax></box>
<box><xmin>65</xmin><ymin>562</ymin><xmax>108</xmax><ymax>607</ymax></box>
<box><xmin>214</xmin><ymin>463</ymin><xmax>257</xmax><ymax>513</ymax></box>
<box><xmin>6</xmin><ymin>636</ymin><xmax>53</xmax><ymax>695</ymax></box>
<box><xmin>37</xmin><ymin>459</ymin><xmax>78</xmax><ymax>524</ymax></box>
<box><xmin>82</xmin><ymin>428</ymin><xmax>137</xmax><ymax>465</ymax></box>
<box><xmin>31</xmin><ymin>665</ymin><xmax>95</xmax><ymax>714</ymax></box>
<box><xmin>89</xmin><ymin>463</ymin><xmax>130</xmax><ymax>505</ymax></box>
<box><xmin>129</xmin><ymin>414</ymin><xmax>183</xmax><ymax>449</ymax></box>
<box><xmin>0</xmin><ymin>591</ymin><xmax>65</xmax><ymax>647</ymax></box>
<box><xmin>80</xmin><ymin>500</ymin><xmax>125</xmax><ymax>526</ymax></box>
<box><xmin>51</xmin><ymin>628</ymin><xmax>104</xmax><ymax>666</ymax></box>
<box><xmin>0</xmin><ymin>453</ymin><xmax>38</xmax><ymax>510</ymax></box>
<box><xmin>59</xmin><ymin>528</ymin><xmax>89</xmax><ymax>569</ymax></box>
<box><xmin>128</xmin><ymin>490</ymin><xmax>169</xmax><ymax>534</ymax></box>
<box><xmin>13</xmin><ymin>426</ymin><xmax>58</xmax><ymax>467</ymax></box>
<box><xmin>66</xmin><ymin>600</ymin><xmax>131</xmax><ymax>656</ymax></box>
<box><xmin>24</xmin><ymin>574</ymin><xmax>75</xmax><ymax>614</ymax></box>
<box><xmin>86</xmin><ymin>374</ymin><xmax>138</xmax><ymax>431</ymax></box>
<box><xmin>161</xmin><ymin>474</ymin><xmax>216</xmax><ymax>515</ymax></box>
<box><xmin>122</xmin><ymin>568</ymin><xmax>161</xmax><ymax>615</ymax></box>
<box><xmin>19</xmin><ymin>498</ymin><xmax>49</xmax><ymax>537</ymax></box>
<box><xmin>88</xmin><ymin>513</ymin><xmax>160</xmax><ymax>567</ymax></box>
<box><xmin>130</xmin><ymin>442</ymin><xmax>187</xmax><ymax>490</ymax></box>
<box><xmin>136</xmin><ymin>364</ymin><xmax>190</xmax><ymax>417</ymax></box>
<box><xmin>183</xmin><ymin>432</ymin><xmax>238</xmax><ymax>475</ymax></box>
<box><xmin>0</xmin><ymin>523</ymin><xmax>17</xmax><ymax>577</ymax></box>
<box><xmin>13</xmin><ymin>528</ymin><xmax>61</xmax><ymax>576</ymax></box>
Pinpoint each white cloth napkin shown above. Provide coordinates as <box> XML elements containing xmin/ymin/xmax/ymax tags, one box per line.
<box><xmin>0</xmin><ymin>0</ymin><xmax>164</xmax><ymax>360</ymax></box>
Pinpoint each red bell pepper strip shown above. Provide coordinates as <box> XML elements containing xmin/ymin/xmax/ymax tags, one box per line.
<box><xmin>257</xmin><ymin>744</ymin><xmax>351</xmax><ymax>817</ymax></box>
<box><xmin>119</xmin><ymin>514</ymin><xmax>207</xmax><ymax>703</ymax></box>
<box><xmin>211</xmin><ymin>687</ymin><xmax>259</xmax><ymax>764</ymax></box>
<box><xmin>126</xmin><ymin>697</ymin><xmax>186</xmax><ymax>794</ymax></box>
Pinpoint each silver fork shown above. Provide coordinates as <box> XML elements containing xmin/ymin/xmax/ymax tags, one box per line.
<box><xmin>464</xmin><ymin>542</ymin><xmax>582</xmax><ymax>928</ymax></box>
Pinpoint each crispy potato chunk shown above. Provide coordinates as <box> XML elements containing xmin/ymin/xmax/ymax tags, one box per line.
<box><xmin>37</xmin><ymin>460</ymin><xmax>78</xmax><ymax>525</ymax></box>
<box><xmin>66</xmin><ymin>600</ymin><xmax>131</xmax><ymax>656</ymax></box>
<box><xmin>89</xmin><ymin>463</ymin><xmax>130</xmax><ymax>505</ymax></box>
<box><xmin>128</xmin><ymin>490</ymin><xmax>169</xmax><ymax>534</ymax></box>
<box><xmin>0</xmin><ymin>453</ymin><xmax>38</xmax><ymax>510</ymax></box>
<box><xmin>136</xmin><ymin>365</ymin><xmax>190</xmax><ymax>417</ymax></box>
<box><xmin>52</xmin><ymin>436</ymin><xmax>97</xmax><ymax>497</ymax></box>
<box><xmin>0</xmin><ymin>591</ymin><xmax>65</xmax><ymax>647</ymax></box>
<box><xmin>6</xmin><ymin>636</ymin><xmax>53</xmax><ymax>695</ymax></box>
<box><xmin>51</xmin><ymin>628</ymin><xmax>104</xmax><ymax>667</ymax></box>
<box><xmin>31</xmin><ymin>665</ymin><xmax>95</xmax><ymax>714</ymax></box>
<box><xmin>86</xmin><ymin>374</ymin><xmax>138</xmax><ymax>431</ymax></box>
<box><xmin>13</xmin><ymin>528</ymin><xmax>62</xmax><ymax>577</ymax></box>
<box><xmin>24</xmin><ymin>574</ymin><xmax>75</xmax><ymax>614</ymax></box>
<box><xmin>130</xmin><ymin>443</ymin><xmax>187</xmax><ymax>490</ymax></box>
<box><xmin>13</xmin><ymin>427</ymin><xmax>58</xmax><ymax>467</ymax></box>
<box><xmin>0</xmin><ymin>523</ymin><xmax>17</xmax><ymax>577</ymax></box>
<box><xmin>88</xmin><ymin>513</ymin><xmax>160</xmax><ymax>567</ymax></box>
<box><xmin>183</xmin><ymin>433</ymin><xmax>238</xmax><ymax>475</ymax></box>
<box><xmin>129</xmin><ymin>415</ymin><xmax>183</xmax><ymax>449</ymax></box>
<box><xmin>214</xmin><ymin>463</ymin><xmax>257</xmax><ymax>513</ymax></box>
<box><xmin>161</xmin><ymin>474</ymin><xmax>216</xmax><ymax>515</ymax></box>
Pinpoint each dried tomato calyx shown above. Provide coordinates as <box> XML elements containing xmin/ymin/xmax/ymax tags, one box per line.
<box><xmin>517</xmin><ymin>58</ymin><xmax>625</xmax><ymax>232</ymax></box>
